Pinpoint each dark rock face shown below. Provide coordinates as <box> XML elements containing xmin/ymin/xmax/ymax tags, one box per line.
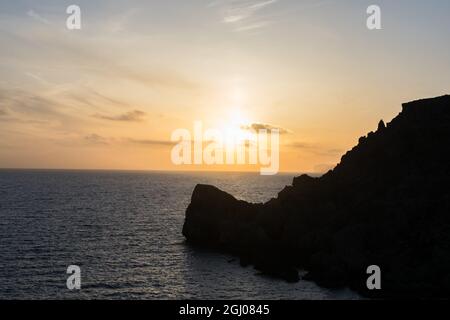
<box><xmin>182</xmin><ymin>95</ymin><xmax>450</xmax><ymax>298</ymax></box>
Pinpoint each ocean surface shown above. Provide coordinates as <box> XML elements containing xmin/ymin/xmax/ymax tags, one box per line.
<box><xmin>0</xmin><ymin>170</ymin><xmax>359</xmax><ymax>300</ymax></box>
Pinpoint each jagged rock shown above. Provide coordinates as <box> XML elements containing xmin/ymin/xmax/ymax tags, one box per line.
<box><xmin>182</xmin><ymin>95</ymin><xmax>450</xmax><ymax>298</ymax></box>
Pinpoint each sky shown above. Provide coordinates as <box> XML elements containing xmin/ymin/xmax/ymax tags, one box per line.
<box><xmin>1</xmin><ymin>0</ymin><xmax>450</xmax><ymax>173</ymax></box>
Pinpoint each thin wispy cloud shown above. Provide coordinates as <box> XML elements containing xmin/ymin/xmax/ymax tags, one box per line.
<box><xmin>41</xmin><ymin>85</ymin><xmax>133</xmax><ymax>114</ymax></box>
<box><xmin>125</xmin><ymin>138</ymin><xmax>175</xmax><ymax>147</ymax></box>
<box><xmin>0</xmin><ymin>88</ymin><xmax>88</xmax><ymax>133</ymax></box>
<box><xmin>93</xmin><ymin>110</ymin><xmax>147</xmax><ymax>122</ymax></box>
<box><xmin>288</xmin><ymin>141</ymin><xmax>343</xmax><ymax>157</ymax></box>
<box><xmin>241</xmin><ymin>122</ymin><xmax>291</xmax><ymax>134</ymax></box>
<box><xmin>25</xmin><ymin>72</ymin><xmax>51</xmax><ymax>85</ymax></box>
<box><xmin>209</xmin><ymin>0</ymin><xmax>278</xmax><ymax>32</ymax></box>
<box><xmin>6</xmin><ymin>27</ymin><xmax>199</xmax><ymax>91</ymax></box>
<box><xmin>84</xmin><ymin>88</ymin><xmax>129</xmax><ymax>108</ymax></box>
<box><xmin>108</xmin><ymin>8</ymin><xmax>139</xmax><ymax>33</ymax></box>
<box><xmin>84</xmin><ymin>134</ymin><xmax>174</xmax><ymax>148</ymax></box>
<box><xmin>26</xmin><ymin>9</ymin><xmax>51</xmax><ymax>25</ymax></box>
<box><xmin>0</xmin><ymin>88</ymin><xmax>66</xmax><ymax>119</ymax></box>
<box><xmin>84</xmin><ymin>134</ymin><xmax>112</xmax><ymax>145</ymax></box>
<box><xmin>234</xmin><ymin>21</ymin><xmax>272</xmax><ymax>32</ymax></box>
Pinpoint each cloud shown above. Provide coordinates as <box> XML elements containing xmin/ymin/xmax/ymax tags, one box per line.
<box><xmin>84</xmin><ymin>134</ymin><xmax>112</xmax><ymax>145</ymax></box>
<box><xmin>288</xmin><ymin>141</ymin><xmax>343</xmax><ymax>156</ymax></box>
<box><xmin>25</xmin><ymin>72</ymin><xmax>51</xmax><ymax>85</ymax></box>
<box><xmin>83</xmin><ymin>134</ymin><xmax>174</xmax><ymax>148</ymax></box>
<box><xmin>6</xmin><ymin>28</ymin><xmax>199</xmax><ymax>91</ymax></box>
<box><xmin>0</xmin><ymin>87</ymin><xmax>92</xmax><ymax>135</ymax></box>
<box><xmin>109</xmin><ymin>8</ymin><xmax>139</xmax><ymax>33</ymax></box>
<box><xmin>27</xmin><ymin>10</ymin><xmax>51</xmax><ymax>25</ymax></box>
<box><xmin>289</xmin><ymin>142</ymin><xmax>312</xmax><ymax>149</ymax></box>
<box><xmin>210</xmin><ymin>0</ymin><xmax>278</xmax><ymax>32</ymax></box>
<box><xmin>234</xmin><ymin>21</ymin><xmax>272</xmax><ymax>32</ymax></box>
<box><xmin>0</xmin><ymin>88</ymin><xmax>70</xmax><ymax>119</ymax></box>
<box><xmin>58</xmin><ymin>87</ymin><xmax>132</xmax><ymax>113</ymax></box>
<box><xmin>224</xmin><ymin>15</ymin><xmax>245</xmax><ymax>23</ymax></box>
<box><xmin>0</xmin><ymin>85</ymin><xmax>137</xmax><ymax>131</ymax></box>
<box><xmin>125</xmin><ymin>138</ymin><xmax>175</xmax><ymax>147</ymax></box>
<box><xmin>93</xmin><ymin>110</ymin><xmax>147</xmax><ymax>122</ymax></box>
<box><xmin>241</xmin><ymin>122</ymin><xmax>291</xmax><ymax>134</ymax></box>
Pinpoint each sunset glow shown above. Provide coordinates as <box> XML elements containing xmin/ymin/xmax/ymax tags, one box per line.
<box><xmin>1</xmin><ymin>1</ymin><xmax>450</xmax><ymax>173</ymax></box>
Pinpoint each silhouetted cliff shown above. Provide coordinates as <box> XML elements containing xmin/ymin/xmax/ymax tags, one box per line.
<box><xmin>183</xmin><ymin>95</ymin><xmax>450</xmax><ymax>298</ymax></box>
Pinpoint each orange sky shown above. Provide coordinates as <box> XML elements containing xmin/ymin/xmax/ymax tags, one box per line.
<box><xmin>1</xmin><ymin>1</ymin><xmax>450</xmax><ymax>173</ymax></box>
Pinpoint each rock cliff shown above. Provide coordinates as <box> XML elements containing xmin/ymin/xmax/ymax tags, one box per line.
<box><xmin>183</xmin><ymin>95</ymin><xmax>450</xmax><ymax>298</ymax></box>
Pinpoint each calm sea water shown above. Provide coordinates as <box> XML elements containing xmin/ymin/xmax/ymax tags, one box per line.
<box><xmin>0</xmin><ymin>170</ymin><xmax>359</xmax><ymax>300</ymax></box>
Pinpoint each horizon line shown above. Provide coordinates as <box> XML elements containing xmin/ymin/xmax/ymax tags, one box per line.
<box><xmin>0</xmin><ymin>167</ymin><xmax>325</xmax><ymax>175</ymax></box>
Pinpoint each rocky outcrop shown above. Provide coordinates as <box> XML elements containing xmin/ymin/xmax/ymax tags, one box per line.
<box><xmin>182</xmin><ymin>95</ymin><xmax>450</xmax><ymax>298</ymax></box>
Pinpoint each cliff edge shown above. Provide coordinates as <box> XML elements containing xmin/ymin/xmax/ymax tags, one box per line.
<box><xmin>183</xmin><ymin>95</ymin><xmax>450</xmax><ymax>298</ymax></box>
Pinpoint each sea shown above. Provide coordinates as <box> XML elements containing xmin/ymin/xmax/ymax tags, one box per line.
<box><xmin>0</xmin><ymin>170</ymin><xmax>360</xmax><ymax>300</ymax></box>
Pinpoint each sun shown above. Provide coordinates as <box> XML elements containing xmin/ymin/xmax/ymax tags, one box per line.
<box><xmin>219</xmin><ymin>108</ymin><xmax>255</xmax><ymax>146</ymax></box>
<box><xmin>229</xmin><ymin>108</ymin><xmax>247</xmax><ymax>127</ymax></box>
<box><xmin>216</xmin><ymin>83</ymin><xmax>257</xmax><ymax>145</ymax></box>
